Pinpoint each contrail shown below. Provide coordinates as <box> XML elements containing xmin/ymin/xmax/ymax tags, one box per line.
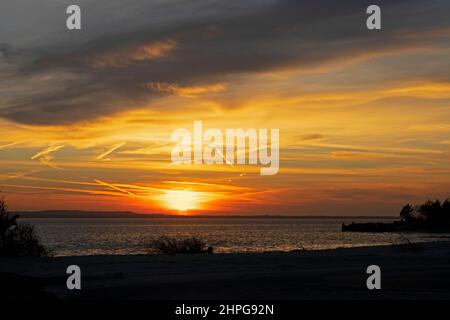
<box><xmin>96</xmin><ymin>142</ymin><xmax>126</xmax><ymax>160</ymax></box>
<box><xmin>216</xmin><ymin>149</ymin><xmax>234</xmax><ymax>167</ymax></box>
<box><xmin>31</xmin><ymin>145</ymin><xmax>65</xmax><ymax>160</ymax></box>
<box><xmin>94</xmin><ymin>179</ymin><xmax>135</xmax><ymax>196</ymax></box>
<box><xmin>0</xmin><ymin>141</ymin><xmax>23</xmax><ymax>150</ymax></box>
<box><xmin>0</xmin><ymin>169</ymin><xmax>41</xmax><ymax>182</ymax></box>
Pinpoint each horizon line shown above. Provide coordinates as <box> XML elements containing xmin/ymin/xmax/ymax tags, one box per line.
<box><xmin>13</xmin><ymin>209</ymin><xmax>398</xmax><ymax>219</ymax></box>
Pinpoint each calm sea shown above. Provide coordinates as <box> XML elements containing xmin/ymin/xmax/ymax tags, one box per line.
<box><xmin>23</xmin><ymin>218</ymin><xmax>450</xmax><ymax>256</ymax></box>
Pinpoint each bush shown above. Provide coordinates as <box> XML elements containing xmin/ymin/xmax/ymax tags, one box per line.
<box><xmin>149</xmin><ymin>236</ymin><xmax>211</xmax><ymax>254</ymax></box>
<box><xmin>0</xmin><ymin>196</ymin><xmax>48</xmax><ymax>257</ymax></box>
<box><xmin>399</xmin><ymin>198</ymin><xmax>450</xmax><ymax>226</ymax></box>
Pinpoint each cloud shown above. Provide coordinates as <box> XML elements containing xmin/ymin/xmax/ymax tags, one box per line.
<box><xmin>298</xmin><ymin>134</ymin><xmax>325</xmax><ymax>141</ymax></box>
<box><xmin>0</xmin><ymin>43</ymin><xmax>17</xmax><ymax>59</ymax></box>
<box><xmin>1</xmin><ymin>0</ymin><xmax>449</xmax><ymax>124</ymax></box>
<box><xmin>87</xmin><ymin>39</ymin><xmax>177</xmax><ymax>69</ymax></box>
<box><xmin>330</xmin><ymin>151</ymin><xmax>383</xmax><ymax>160</ymax></box>
<box><xmin>147</xmin><ymin>82</ymin><xmax>226</xmax><ymax>98</ymax></box>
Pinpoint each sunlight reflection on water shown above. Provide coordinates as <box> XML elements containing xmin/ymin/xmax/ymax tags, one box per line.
<box><xmin>24</xmin><ymin>218</ymin><xmax>450</xmax><ymax>256</ymax></box>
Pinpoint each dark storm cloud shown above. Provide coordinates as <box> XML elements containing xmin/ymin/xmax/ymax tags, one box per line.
<box><xmin>0</xmin><ymin>0</ymin><xmax>449</xmax><ymax>124</ymax></box>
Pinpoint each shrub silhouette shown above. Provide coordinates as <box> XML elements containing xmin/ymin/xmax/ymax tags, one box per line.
<box><xmin>149</xmin><ymin>236</ymin><xmax>209</xmax><ymax>254</ymax></box>
<box><xmin>0</xmin><ymin>195</ymin><xmax>48</xmax><ymax>257</ymax></box>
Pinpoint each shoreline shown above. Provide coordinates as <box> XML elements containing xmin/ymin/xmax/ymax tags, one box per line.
<box><xmin>1</xmin><ymin>241</ymin><xmax>450</xmax><ymax>300</ymax></box>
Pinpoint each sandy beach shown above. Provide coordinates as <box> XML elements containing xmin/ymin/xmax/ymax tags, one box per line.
<box><xmin>1</xmin><ymin>241</ymin><xmax>450</xmax><ymax>300</ymax></box>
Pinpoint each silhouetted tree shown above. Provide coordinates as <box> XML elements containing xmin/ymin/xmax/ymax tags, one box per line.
<box><xmin>0</xmin><ymin>194</ymin><xmax>48</xmax><ymax>257</ymax></box>
<box><xmin>419</xmin><ymin>199</ymin><xmax>442</xmax><ymax>223</ymax></box>
<box><xmin>400</xmin><ymin>198</ymin><xmax>450</xmax><ymax>227</ymax></box>
<box><xmin>0</xmin><ymin>195</ymin><xmax>19</xmax><ymax>236</ymax></box>
<box><xmin>400</xmin><ymin>204</ymin><xmax>415</xmax><ymax>222</ymax></box>
<box><xmin>442</xmin><ymin>199</ymin><xmax>450</xmax><ymax>224</ymax></box>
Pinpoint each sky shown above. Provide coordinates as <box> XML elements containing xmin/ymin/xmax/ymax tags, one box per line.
<box><xmin>1</xmin><ymin>0</ymin><xmax>450</xmax><ymax>215</ymax></box>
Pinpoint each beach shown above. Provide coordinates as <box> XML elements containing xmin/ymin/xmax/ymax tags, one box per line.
<box><xmin>1</xmin><ymin>241</ymin><xmax>450</xmax><ymax>300</ymax></box>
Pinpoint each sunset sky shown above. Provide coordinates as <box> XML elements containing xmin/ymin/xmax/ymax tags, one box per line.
<box><xmin>1</xmin><ymin>0</ymin><xmax>450</xmax><ymax>215</ymax></box>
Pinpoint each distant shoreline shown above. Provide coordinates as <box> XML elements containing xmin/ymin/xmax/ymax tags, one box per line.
<box><xmin>15</xmin><ymin>210</ymin><xmax>398</xmax><ymax>219</ymax></box>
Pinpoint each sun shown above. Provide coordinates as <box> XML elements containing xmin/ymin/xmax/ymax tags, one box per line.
<box><xmin>160</xmin><ymin>190</ymin><xmax>203</xmax><ymax>212</ymax></box>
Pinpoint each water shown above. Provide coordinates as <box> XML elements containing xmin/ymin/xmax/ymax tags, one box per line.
<box><xmin>23</xmin><ymin>218</ymin><xmax>450</xmax><ymax>256</ymax></box>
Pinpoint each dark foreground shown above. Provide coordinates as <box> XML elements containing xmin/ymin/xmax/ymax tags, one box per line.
<box><xmin>1</xmin><ymin>241</ymin><xmax>450</xmax><ymax>300</ymax></box>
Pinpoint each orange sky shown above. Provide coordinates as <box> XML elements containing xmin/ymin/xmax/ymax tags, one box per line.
<box><xmin>1</xmin><ymin>1</ymin><xmax>450</xmax><ymax>215</ymax></box>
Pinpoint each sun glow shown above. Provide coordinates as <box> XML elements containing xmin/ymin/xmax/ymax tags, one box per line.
<box><xmin>160</xmin><ymin>189</ymin><xmax>205</xmax><ymax>212</ymax></box>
